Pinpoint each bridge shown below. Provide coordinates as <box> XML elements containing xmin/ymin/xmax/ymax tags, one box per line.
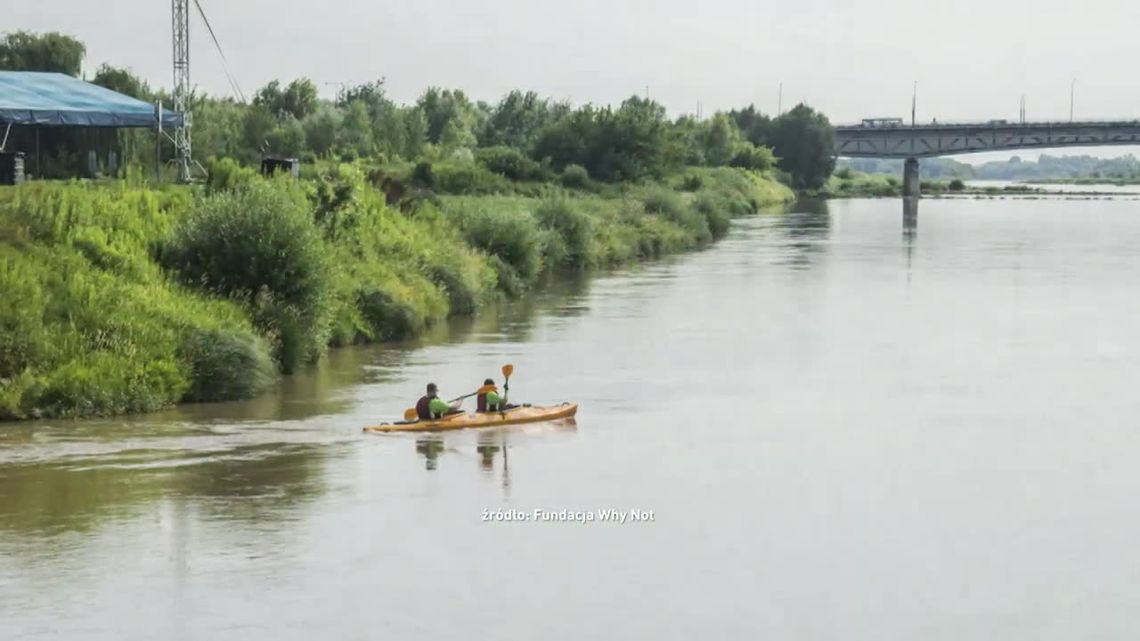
<box><xmin>835</xmin><ymin>119</ymin><xmax>1140</xmax><ymax>196</ymax></box>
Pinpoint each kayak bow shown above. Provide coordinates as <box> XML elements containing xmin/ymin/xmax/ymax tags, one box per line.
<box><xmin>363</xmin><ymin>403</ymin><xmax>578</xmax><ymax>434</ymax></box>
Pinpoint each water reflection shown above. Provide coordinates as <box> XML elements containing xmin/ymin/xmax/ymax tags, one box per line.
<box><xmin>488</xmin><ymin>272</ymin><xmax>594</xmax><ymax>344</ymax></box>
<box><xmin>476</xmin><ymin>429</ymin><xmax>515</xmax><ymax>492</ymax></box>
<box><xmin>152</xmin><ymin>345</ymin><xmax>407</xmax><ymax>424</ymax></box>
<box><xmin>475</xmin><ymin>431</ymin><xmax>501</xmax><ymax>471</ymax></box>
<box><xmin>903</xmin><ymin>198</ymin><xmax>918</xmax><ymax>277</ymax></box>
<box><xmin>0</xmin><ymin>441</ymin><xmax>336</xmax><ymax>537</ymax></box>
<box><xmin>387</xmin><ymin>272</ymin><xmax>596</xmax><ymax>351</ymax></box>
<box><xmin>780</xmin><ymin>198</ymin><xmax>831</xmax><ymax>268</ymax></box>
<box><xmin>414</xmin><ymin>436</ymin><xmax>445</xmax><ymax>471</ymax></box>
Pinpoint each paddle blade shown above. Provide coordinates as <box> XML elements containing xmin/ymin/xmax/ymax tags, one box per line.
<box><xmin>404</xmin><ymin>408</ymin><xmax>418</xmax><ymax>421</ymax></box>
<box><xmin>502</xmin><ymin>364</ymin><xmax>514</xmax><ymax>379</ymax></box>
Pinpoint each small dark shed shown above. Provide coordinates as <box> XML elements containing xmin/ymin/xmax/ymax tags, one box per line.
<box><xmin>261</xmin><ymin>157</ymin><xmax>300</xmax><ymax>178</ymax></box>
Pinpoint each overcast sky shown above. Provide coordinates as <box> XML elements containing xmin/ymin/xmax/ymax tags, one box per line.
<box><xmin>9</xmin><ymin>0</ymin><xmax>1140</xmax><ymax>130</ymax></box>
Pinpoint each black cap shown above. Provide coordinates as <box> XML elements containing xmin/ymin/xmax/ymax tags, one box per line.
<box><xmin>427</xmin><ymin>383</ymin><xmax>438</xmax><ymax>393</ymax></box>
<box><xmin>484</xmin><ymin>378</ymin><xmax>495</xmax><ymax>385</ymax></box>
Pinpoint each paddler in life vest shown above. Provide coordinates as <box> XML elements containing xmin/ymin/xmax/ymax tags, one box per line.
<box><xmin>416</xmin><ymin>383</ymin><xmax>459</xmax><ymax>420</ymax></box>
<box><xmin>476</xmin><ymin>378</ymin><xmax>503</xmax><ymax>412</ymax></box>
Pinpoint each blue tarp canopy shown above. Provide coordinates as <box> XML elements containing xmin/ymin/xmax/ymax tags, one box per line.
<box><xmin>0</xmin><ymin>71</ymin><xmax>181</xmax><ymax>128</ymax></box>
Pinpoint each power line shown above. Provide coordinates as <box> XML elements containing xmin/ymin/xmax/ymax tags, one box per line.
<box><xmin>192</xmin><ymin>0</ymin><xmax>246</xmax><ymax>103</ymax></box>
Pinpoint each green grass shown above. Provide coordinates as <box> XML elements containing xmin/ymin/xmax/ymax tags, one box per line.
<box><xmin>0</xmin><ymin>164</ymin><xmax>791</xmax><ymax>421</ymax></box>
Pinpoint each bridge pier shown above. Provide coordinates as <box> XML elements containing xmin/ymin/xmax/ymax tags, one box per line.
<box><xmin>903</xmin><ymin>157</ymin><xmax>920</xmax><ymax>198</ymax></box>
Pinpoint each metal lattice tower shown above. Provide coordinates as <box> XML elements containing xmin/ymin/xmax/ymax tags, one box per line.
<box><xmin>172</xmin><ymin>0</ymin><xmax>192</xmax><ymax>182</ymax></box>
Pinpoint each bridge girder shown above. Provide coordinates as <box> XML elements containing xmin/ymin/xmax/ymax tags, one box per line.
<box><xmin>835</xmin><ymin>121</ymin><xmax>1140</xmax><ymax>158</ymax></box>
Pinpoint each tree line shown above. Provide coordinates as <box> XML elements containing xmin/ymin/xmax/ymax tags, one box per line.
<box><xmin>842</xmin><ymin>154</ymin><xmax>1140</xmax><ymax>181</ymax></box>
<box><xmin>1</xmin><ymin>31</ymin><xmax>837</xmax><ymax>189</ymax></box>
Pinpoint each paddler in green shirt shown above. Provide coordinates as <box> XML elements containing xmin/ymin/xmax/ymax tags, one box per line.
<box><xmin>476</xmin><ymin>378</ymin><xmax>503</xmax><ymax>412</ymax></box>
<box><xmin>416</xmin><ymin>383</ymin><xmax>459</xmax><ymax>419</ymax></box>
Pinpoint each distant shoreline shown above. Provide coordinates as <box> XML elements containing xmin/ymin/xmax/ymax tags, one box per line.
<box><xmin>819</xmin><ymin>172</ymin><xmax>1140</xmax><ymax>199</ymax></box>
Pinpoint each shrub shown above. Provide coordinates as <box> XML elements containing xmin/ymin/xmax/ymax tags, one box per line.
<box><xmin>728</xmin><ymin>143</ymin><xmax>776</xmax><ymax>171</ymax></box>
<box><xmin>163</xmin><ymin>182</ymin><xmax>333</xmax><ymax>373</ymax></box>
<box><xmin>691</xmin><ymin>192</ymin><xmax>733</xmax><ymax>239</ymax></box>
<box><xmin>679</xmin><ymin>174</ymin><xmax>704</xmax><ymax>192</ymax></box>
<box><xmin>412</xmin><ymin>161</ymin><xmax>435</xmax><ymax>188</ymax></box>
<box><xmin>487</xmin><ymin>255</ymin><xmax>527</xmax><ymax>297</ymax></box>
<box><xmin>452</xmin><ymin>206</ymin><xmax>543</xmax><ymax>290</ymax></box>
<box><xmin>179</xmin><ymin>328</ymin><xmax>276</xmax><ymax>402</ymax></box>
<box><xmin>560</xmin><ymin>164</ymin><xmax>590</xmax><ymax>189</ymax></box>
<box><xmin>205</xmin><ymin>157</ymin><xmax>260</xmax><ymax>193</ymax></box>
<box><xmin>426</xmin><ymin>262</ymin><xmax>478</xmax><ymax>315</ymax></box>
<box><xmin>309</xmin><ymin>164</ymin><xmax>365</xmax><ymax>239</ymax></box>
<box><xmin>431</xmin><ymin>161</ymin><xmax>511</xmax><ymax>195</ymax></box>
<box><xmin>641</xmin><ymin>187</ymin><xmax>711</xmax><ymax>243</ymax></box>
<box><xmin>534</xmin><ymin>200</ymin><xmax>594</xmax><ymax>268</ymax></box>
<box><xmin>835</xmin><ymin>167</ymin><xmax>853</xmax><ymax>180</ymax></box>
<box><xmin>921</xmin><ymin>180</ymin><xmax>947</xmax><ymax>194</ymax></box>
<box><xmin>476</xmin><ymin>146</ymin><xmax>547</xmax><ymax>181</ymax></box>
<box><xmin>31</xmin><ymin>353</ymin><xmax>188</xmax><ymax>419</ymax></box>
<box><xmin>357</xmin><ymin>288</ymin><xmax>423</xmax><ymax>341</ymax></box>
<box><xmin>949</xmin><ymin>178</ymin><xmax>966</xmax><ymax>192</ymax></box>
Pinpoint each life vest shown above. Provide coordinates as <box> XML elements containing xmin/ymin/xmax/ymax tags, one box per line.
<box><xmin>476</xmin><ymin>384</ymin><xmax>500</xmax><ymax>412</ymax></box>
<box><xmin>415</xmin><ymin>395</ymin><xmax>432</xmax><ymax>420</ymax></box>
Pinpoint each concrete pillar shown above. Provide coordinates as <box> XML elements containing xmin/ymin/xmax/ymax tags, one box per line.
<box><xmin>903</xmin><ymin>157</ymin><xmax>920</xmax><ymax>198</ymax></box>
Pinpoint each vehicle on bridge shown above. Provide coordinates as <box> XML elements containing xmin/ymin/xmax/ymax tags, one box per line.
<box><xmin>861</xmin><ymin>117</ymin><xmax>904</xmax><ymax>128</ymax></box>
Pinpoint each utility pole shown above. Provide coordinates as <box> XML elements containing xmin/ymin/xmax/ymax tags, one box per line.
<box><xmin>911</xmin><ymin>81</ymin><xmax>917</xmax><ymax>127</ymax></box>
<box><xmin>1070</xmin><ymin>79</ymin><xmax>1076</xmax><ymax>122</ymax></box>
<box><xmin>171</xmin><ymin>0</ymin><xmax>192</xmax><ymax>182</ymax></box>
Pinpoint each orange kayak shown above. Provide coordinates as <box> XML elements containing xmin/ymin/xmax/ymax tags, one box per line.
<box><xmin>363</xmin><ymin>403</ymin><xmax>578</xmax><ymax>433</ymax></box>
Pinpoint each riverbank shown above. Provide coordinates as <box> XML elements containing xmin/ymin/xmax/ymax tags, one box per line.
<box><xmin>1027</xmin><ymin>176</ymin><xmax>1140</xmax><ymax>185</ymax></box>
<box><xmin>0</xmin><ymin>165</ymin><xmax>792</xmax><ymax>420</ymax></box>
<box><xmin>816</xmin><ymin>170</ymin><xmax>1140</xmax><ymax>199</ymax></box>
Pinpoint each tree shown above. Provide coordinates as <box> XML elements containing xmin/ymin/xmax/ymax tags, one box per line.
<box><xmin>253</xmin><ymin>81</ymin><xmax>284</xmax><ymax>112</ymax></box>
<box><xmin>0</xmin><ymin>31</ymin><xmax>85</xmax><ymax>75</ymax></box>
<box><xmin>765</xmin><ymin>104</ymin><xmax>835</xmax><ymax>189</ymax></box>
<box><xmin>371</xmin><ymin>104</ymin><xmax>407</xmax><ymax>159</ymax></box>
<box><xmin>595</xmin><ymin>96</ymin><xmax>678</xmax><ymax>181</ymax></box>
<box><xmin>279</xmin><ymin>79</ymin><xmax>318</xmax><ymax>120</ymax></box>
<box><xmin>699</xmin><ymin>114</ymin><xmax>745</xmax><ymax>167</ymax></box>
<box><xmin>338</xmin><ymin>79</ymin><xmax>386</xmax><ymax>110</ymax></box>
<box><xmin>531</xmin><ymin>96</ymin><xmax>680</xmax><ymax>182</ymax></box>
<box><xmin>264</xmin><ymin>116</ymin><xmax>306</xmax><ymax>157</ymax></box>
<box><xmin>417</xmin><ymin>87</ymin><xmax>478</xmax><ymax>149</ymax></box>
<box><xmin>532</xmin><ymin>106</ymin><xmax>598</xmax><ymax>173</ymax></box>
<box><xmin>337</xmin><ymin>100</ymin><xmax>374</xmax><ymax>158</ymax></box>
<box><xmin>92</xmin><ymin>64</ymin><xmax>151</xmax><ymax>100</ymax></box>
<box><xmin>253</xmin><ymin>78</ymin><xmax>318</xmax><ymax>120</ymax></box>
<box><xmin>192</xmin><ymin>98</ymin><xmax>247</xmax><ymax>163</ymax></box>
<box><xmin>402</xmin><ymin>108</ymin><xmax>428</xmax><ymax>159</ymax></box>
<box><xmin>480</xmin><ymin>90</ymin><xmax>558</xmax><ymax>149</ymax></box>
<box><xmin>303</xmin><ymin>106</ymin><xmax>342</xmax><ymax>157</ymax></box>
<box><xmin>729</xmin><ymin>105</ymin><xmax>773</xmax><ymax>147</ymax></box>
<box><xmin>242</xmin><ymin>105</ymin><xmax>277</xmax><ymax>155</ymax></box>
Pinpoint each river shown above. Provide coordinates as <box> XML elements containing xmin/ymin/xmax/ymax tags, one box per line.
<box><xmin>4</xmin><ymin>197</ymin><xmax>1140</xmax><ymax>640</ymax></box>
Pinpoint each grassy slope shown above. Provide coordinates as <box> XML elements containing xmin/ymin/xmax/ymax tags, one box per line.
<box><xmin>0</xmin><ymin>166</ymin><xmax>791</xmax><ymax>420</ymax></box>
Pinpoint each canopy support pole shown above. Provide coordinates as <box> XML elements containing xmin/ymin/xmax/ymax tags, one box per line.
<box><xmin>0</xmin><ymin>123</ymin><xmax>11</xmax><ymax>152</ymax></box>
<box><xmin>155</xmin><ymin>101</ymin><xmax>162</xmax><ymax>183</ymax></box>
